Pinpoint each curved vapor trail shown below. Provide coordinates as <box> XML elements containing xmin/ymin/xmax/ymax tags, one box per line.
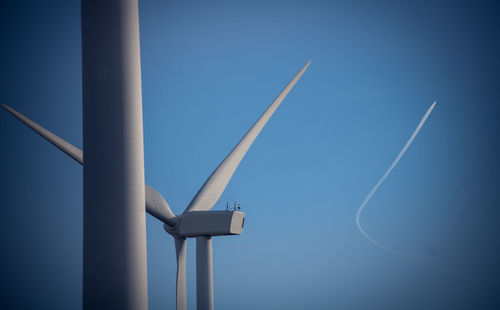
<box><xmin>356</xmin><ymin>101</ymin><xmax>442</xmax><ymax>269</ymax></box>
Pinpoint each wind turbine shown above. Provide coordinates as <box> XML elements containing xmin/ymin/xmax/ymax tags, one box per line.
<box><xmin>2</xmin><ymin>60</ymin><xmax>310</xmax><ymax>309</ymax></box>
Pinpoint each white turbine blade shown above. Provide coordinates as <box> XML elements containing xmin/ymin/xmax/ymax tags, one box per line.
<box><xmin>145</xmin><ymin>185</ymin><xmax>178</xmax><ymax>226</ymax></box>
<box><xmin>175</xmin><ymin>238</ymin><xmax>187</xmax><ymax>310</ymax></box>
<box><xmin>2</xmin><ymin>104</ymin><xmax>178</xmax><ymax>226</ymax></box>
<box><xmin>2</xmin><ymin>104</ymin><xmax>83</xmax><ymax>164</ymax></box>
<box><xmin>184</xmin><ymin>61</ymin><xmax>311</xmax><ymax>213</ymax></box>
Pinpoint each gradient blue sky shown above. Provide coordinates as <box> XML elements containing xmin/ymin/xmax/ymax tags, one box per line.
<box><xmin>1</xmin><ymin>0</ymin><xmax>499</xmax><ymax>309</ymax></box>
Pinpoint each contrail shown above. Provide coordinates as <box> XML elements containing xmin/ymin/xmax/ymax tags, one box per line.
<box><xmin>356</xmin><ymin>101</ymin><xmax>444</xmax><ymax>270</ymax></box>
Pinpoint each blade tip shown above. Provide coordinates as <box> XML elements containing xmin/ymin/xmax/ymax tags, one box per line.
<box><xmin>2</xmin><ymin>104</ymin><xmax>14</xmax><ymax>114</ymax></box>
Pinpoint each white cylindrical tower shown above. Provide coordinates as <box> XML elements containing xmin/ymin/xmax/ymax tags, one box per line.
<box><xmin>81</xmin><ymin>0</ymin><xmax>148</xmax><ymax>309</ymax></box>
<box><xmin>196</xmin><ymin>236</ymin><xmax>214</xmax><ymax>310</ymax></box>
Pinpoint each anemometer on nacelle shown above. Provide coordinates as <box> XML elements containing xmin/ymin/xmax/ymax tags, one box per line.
<box><xmin>226</xmin><ymin>201</ymin><xmax>243</xmax><ymax>211</ymax></box>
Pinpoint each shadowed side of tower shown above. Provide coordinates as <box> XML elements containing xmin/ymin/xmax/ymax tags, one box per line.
<box><xmin>81</xmin><ymin>0</ymin><xmax>148</xmax><ymax>309</ymax></box>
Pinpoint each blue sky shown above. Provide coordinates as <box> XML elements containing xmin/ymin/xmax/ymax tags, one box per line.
<box><xmin>1</xmin><ymin>0</ymin><xmax>499</xmax><ymax>309</ymax></box>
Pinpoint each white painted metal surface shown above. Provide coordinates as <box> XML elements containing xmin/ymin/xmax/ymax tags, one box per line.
<box><xmin>81</xmin><ymin>0</ymin><xmax>148</xmax><ymax>308</ymax></box>
<box><xmin>175</xmin><ymin>238</ymin><xmax>187</xmax><ymax>310</ymax></box>
<box><xmin>178</xmin><ymin>211</ymin><xmax>245</xmax><ymax>237</ymax></box>
<box><xmin>196</xmin><ymin>236</ymin><xmax>214</xmax><ymax>310</ymax></box>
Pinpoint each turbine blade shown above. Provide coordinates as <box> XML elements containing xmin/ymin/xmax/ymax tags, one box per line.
<box><xmin>145</xmin><ymin>185</ymin><xmax>178</xmax><ymax>226</ymax></box>
<box><xmin>2</xmin><ymin>105</ymin><xmax>178</xmax><ymax>226</ymax></box>
<box><xmin>175</xmin><ymin>238</ymin><xmax>187</xmax><ymax>310</ymax></box>
<box><xmin>2</xmin><ymin>104</ymin><xmax>83</xmax><ymax>164</ymax></box>
<box><xmin>183</xmin><ymin>61</ymin><xmax>311</xmax><ymax>213</ymax></box>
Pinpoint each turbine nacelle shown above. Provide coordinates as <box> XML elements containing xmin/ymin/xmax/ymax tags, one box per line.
<box><xmin>164</xmin><ymin>210</ymin><xmax>245</xmax><ymax>238</ymax></box>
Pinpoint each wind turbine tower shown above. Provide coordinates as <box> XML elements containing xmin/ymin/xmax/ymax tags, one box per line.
<box><xmin>81</xmin><ymin>0</ymin><xmax>148</xmax><ymax>308</ymax></box>
<box><xmin>2</xmin><ymin>0</ymin><xmax>310</xmax><ymax>308</ymax></box>
<box><xmin>2</xmin><ymin>59</ymin><xmax>309</xmax><ymax>310</ymax></box>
